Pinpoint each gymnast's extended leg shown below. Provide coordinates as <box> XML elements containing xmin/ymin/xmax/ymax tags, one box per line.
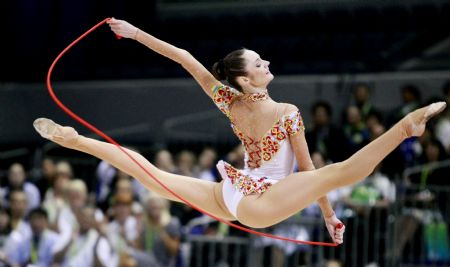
<box><xmin>237</xmin><ymin>102</ymin><xmax>446</xmax><ymax>228</ymax></box>
<box><xmin>33</xmin><ymin>119</ymin><xmax>235</xmax><ymax>221</ymax></box>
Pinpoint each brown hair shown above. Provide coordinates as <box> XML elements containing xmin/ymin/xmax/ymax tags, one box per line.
<box><xmin>113</xmin><ymin>192</ymin><xmax>133</xmax><ymax>206</ymax></box>
<box><xmin>212</xmin><ymin>48</ymin><xmax>247</xmax><ymax>92</ymax></box>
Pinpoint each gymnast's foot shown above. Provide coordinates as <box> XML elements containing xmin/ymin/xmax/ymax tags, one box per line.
<box><xmin>402</xmin><ymin>102</ymin><xmax>446</xmax><ymax>138</ymax></box>
<box><xmin>33</xmin><ymin>118</ymin><xmax>80</xmax><ymax>148</ymax></box>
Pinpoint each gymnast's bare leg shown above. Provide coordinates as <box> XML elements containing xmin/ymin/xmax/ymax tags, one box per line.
<box><xmin>33</xmin><ymin>102</ymin><xmax>445</xmax><ymax>228</ymax></box>
<box><xmin>237</xmin><ymin>102</ymin><xmax>446</xmax><ymax>228</ymax></box>
<box><xmin>33</xmin><ymin>119</ymin><xmax>235</xmax><ymax>221</ymax></box>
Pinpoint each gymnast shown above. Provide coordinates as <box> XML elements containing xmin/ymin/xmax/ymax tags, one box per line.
<box><xmin>33</xmin><ymin>18</ymin><xmax>446</xmax><ymax>245</ymax></box>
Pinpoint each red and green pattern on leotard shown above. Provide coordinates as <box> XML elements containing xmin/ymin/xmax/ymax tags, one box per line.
<box><xmin>213</xmin><ymin>85</ymin><xmax>305</xmax><ymax>168</ymax></box>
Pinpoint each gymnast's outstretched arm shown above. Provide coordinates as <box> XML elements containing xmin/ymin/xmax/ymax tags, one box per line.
<box><xmin>107</xmin><ymin>18</ymin><xmax>219</xmax><ymax>99</ymax></box>
<box><xmin>287</xmin><ymin>104</ymin><xmax>344</xmax><ymax>243</ymax></box>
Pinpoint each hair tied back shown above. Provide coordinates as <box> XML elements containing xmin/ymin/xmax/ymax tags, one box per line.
<box><xmin>212</xmin><ymin>58</ymin><xmax>227</xmax><ymax>81</ymax></box>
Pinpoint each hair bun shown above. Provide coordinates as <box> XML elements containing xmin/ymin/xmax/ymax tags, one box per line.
<box><xmin>212</xmin><ymin>59</ymin><xmax>227</xmax><ymax>81</ymax></box>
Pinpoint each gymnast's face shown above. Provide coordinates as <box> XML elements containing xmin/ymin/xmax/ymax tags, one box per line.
<box><xmin>242</xmin><ymin>50</ymin><xmax>273</xmax><ymax>90</ymax></box>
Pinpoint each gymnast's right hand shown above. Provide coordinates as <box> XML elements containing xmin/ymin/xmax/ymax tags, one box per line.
<box><xmin>107</xmin><ymin>18</ymin><xmax>139</xmax><ymax>40</ymax></box>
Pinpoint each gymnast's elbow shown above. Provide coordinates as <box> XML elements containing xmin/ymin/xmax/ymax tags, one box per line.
<box><xmin>177</xmin><ymin>49</ymin><xmax>193</xmax><ymax>62</ymax></box>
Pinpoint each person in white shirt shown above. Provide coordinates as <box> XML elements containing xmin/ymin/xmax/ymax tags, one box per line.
<box><xmin>107</xmin><ymin>192</ymin><xmax>139</xmax><ymax>252</ymax></box>
<box><xmin>7</xmin><ymin>190</ymin><xmax>32</xmax><ymax>238</ymax></box>
<box><xmin>3</xmin><ymin>163</ymin><xmax>41</xmax><ymax>213</ymax></box>
<box><xmin>6</xmin><ymin>208</ymin><xmax>59</xmax><ymax>267</ymax></box>
<box><xmin>53</xmin><ymin>206</ymin><xmax>118</xmax><ymax>267</ymax></box>
<box><xmin>42</xmin><ymin>171</ymin><xmax>71</xmax><ymax>232</ymax></box>
<box><xmin>57</xmin><ymin>179</ymin><xmax>105</xmax><ymax>247</ymax></box>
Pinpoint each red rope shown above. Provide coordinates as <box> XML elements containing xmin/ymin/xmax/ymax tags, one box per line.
<box><xmin>46</xmin><ymin>18</ymin><xmax>338</xmax><ymax>247</ymax></box>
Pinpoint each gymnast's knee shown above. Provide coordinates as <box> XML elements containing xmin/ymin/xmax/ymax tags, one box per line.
<box><xmin>322</xmin><ymin>161</ymin><xmax>353</xmax><ymax>188</ymax></box>
<box><xmin>330</xmin><ymin>160</ymin><xmax>374</xmax><ymax>187</ymax></box>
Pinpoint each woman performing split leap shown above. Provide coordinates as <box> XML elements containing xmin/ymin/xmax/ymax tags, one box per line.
<box><xmin>33</xmin><ymin>18</ymin><xmax>446</xmax><ymax>245</ymax></box>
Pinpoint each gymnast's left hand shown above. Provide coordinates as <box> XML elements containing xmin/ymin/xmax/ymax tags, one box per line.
<box><xmin>107</xmin><ymin>18</ymin><xmax>139</xmax><ymax>39</ymax></box>
<box><xmin>324</xmin><ymin>213</ymin><xmax>345</xmax><ymax>244</ymax></box>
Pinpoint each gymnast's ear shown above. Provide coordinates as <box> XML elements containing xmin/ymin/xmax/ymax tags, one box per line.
<box><xmin>236</xmin><ymin>76</ymin><xmax>249</xmax><ymax>87</ymax></box>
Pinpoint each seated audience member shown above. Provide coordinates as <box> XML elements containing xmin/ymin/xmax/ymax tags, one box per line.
<box><xmin>3</xmin><ymin>163</ymin><xmax>41</xmax><ymax>213</ymax></box>
<box><xmin>131</xmin><ymin>194</ymin><xmax>181</xmax><ymax>267</ymax></box>
<box><xmin>6</xmin><ymin>208</ymin><xmax>59</xmax><ymax>267</ymax></box>
<box><xmin>53</xmin><ymin>206</ymin><xmax>118</xmax><ymax>267</ymax></box>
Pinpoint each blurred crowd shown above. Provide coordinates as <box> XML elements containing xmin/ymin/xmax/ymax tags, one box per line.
<box><xmin>0</xmin><ymin>81</ymin><xmax>449</xmax><ymax>267</ymax></box>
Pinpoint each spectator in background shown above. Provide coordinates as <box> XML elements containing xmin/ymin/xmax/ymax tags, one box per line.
<box><xmin>344</xmin><ymin>163</ymin><xmax>395</xmax><ymax>209</ymax></box>
<box><xmin>132</xmin><ymin>194</ymin><xmax>181</xmax><ymax>267</ymax></box>
<box><xmin>2</xmin><ymin>163</ymin><xmax>41</xmax><ymax>213</ymax></box>
<box><xmin>443</xmin><ymin>80</ymin><xmax>450</xmax><ymax>105</ymax></box>
<box><xmin>6</xmin><ymin>208</ymin><xmax>58</xmax><ymax>267</ymax></box>
<box><xmin>253</xmin><ymin>218</ymin><xmax>310</xmax><ymax>267</ymax></box>
<box><xmin>42</xmin><ymin>168</ymin><xmax>72</xmax><ymax>232</ymax></box>
<box><xmin>225</xmin><ymin>144</ymin><xmax>245</xmax><ymax>169</ymax></box>
<box><xmin>344</xmin><ymin>120</ymin><xmax>396</xmax><ymax>210</ymax></box>
<box><xmin>306</xmin><ymin>101</ymin><xmax>349</xmax><ymax>162</ymax></box>
<box><xmin>188</xmin><ymin>147</ymin><xmax>225</xmax><ymax>239</ymax></box>
<box><xmin>127</xmin><ymin>172</ymin><xmax>148</xmax><ymax>205</ymax></box>
<box><xmin>195</xmin><ymin>147</ymin><xmax>218</xmax><ymax>182</ymax></box>
<box><xmin>172</xmin><ymin>150</ymin><xmax>201</xmax><ymax>225</ymax></box>
<box><xmin>389</xmin><ymin>84</ymin><xmax>422</xmax><ymax>126</ymax></box>
<box><xmin>402</xmin><ymin>125</ymin><xmax>434</xmax><ymax>168</ymax></box>
<box><xmin>367</xmin><ymin>115</ymin><xmax>385</xmax><ymax>140</ymax></box>
<box><xmin>57</xmin><ymin>179</ymin><xmax>88</xmax><ymax>241</ymax></box>
<box><xmin>0</xmin><ymin>208</ymin><xmax>11</xmax><ymax>249</ymax></box>
<box><xmin>352</xmin><ymin>83</ymin><xmax>379</xmax><ymax>122</ymax></box>
<box><xmin>55</xmin><ymin>161</ymin><xmax>74</xmax><ymax>181</ymax></box>
<box><xmin>410</xmin><ymin>138</ymin><xmax>449</xmax><ymax>214</ymax></box>
<box><xmin>8</xmin><ymin>190</ymin><xmax>31</xmax><ymax>239</ymax></box>
<box><xmin>435</xmin><ymin>81</ymin><xmax>450</xmax><ymax>152</ymax></box>
<box><xmin>121</xmin><ymin>147</ymin><xmax>150</xmax><ymax>203</ymax></box>
<box><xmin>303</xmin><ymin>151</ymin><xmax>347</xmax><ymax>218</ymax></box>
<box><xmin>0</xmin><ymin>208</ymin><xmax>12</xmax><ymax>265</ymax></box>
<box><xmin>394</xmin><ymin>138</ymin><xmax>449</xmax><ymax>262</ymax></box>
<box><xmin>107</xmin><ymin>192</ymin><xmax>139</xmax><ymax>258</ymax></box>
<box><xmin>343</xmin><ymin>106</ymin><xmax>370</xmax><ymax>154</ymax></box>
<box><xmin>367</xmin><ymin>120</ymin><xmax>403</xmax><ymax>177</ymax></box>
<box><xmin>53</xmin><ymin>205</ymin><xmax>118</xmax><ymax>267</ymax></box>
<box><xmin>103</xmin><ymin>177</ymin><xmax>138</xmax><ymax>208</ymax></box>
<box><xmin>57</xmin><ymin>180</ymin><xmax>106</xmax><ymax>246</ymax></box>
<box><xmin>1</xmin><ymin>191</ymin><xmax>31</xmax><ymax>266</ymax></box>
<box><xmin>340</xmin><ymin>123</ymin><xmax>395</xmax><ymax>265</ymax></box>
<box><xmin>369</xmin><ymin>125</ymin><xmax>396</xmax><ymax>204</ymax></box>
<box><xmin>325</xmin><ymin>260</ymin><xmax>343</xmax><ymax>267</ymax></box>
<box><xmin>33</xmin><ymin>158</ymin><xmax>57</xmax><ymax>199</ymax></box>
<box><xmin>342</xmin><ymin>161</ymin><xmax>395</xmax><ymax>266</ymax></box>
<box><xmin>175</xmin><ymin>150</ymin><xmax>197</xmax><ymax>177</ymax></box>
<box><xmin>154</xmin><ymin>149</ymin><xmax>177</xmax><ymax>173</ymax></box>
<box><xmin>115</xmin><ymin>178</ymin><xmax>138</xmax><ymax>203</ymax></box>
<box><xmin>96</xmin><ymin>158</ymin><xmax>147</xmax><ymax>212</ymax></box>
<box><xmin>365</xmin><ymin>109</ymin><xmax>384</xmax><ymax>133</ymax></box>
<box><xmin>0</xmin><ymin>207</ymin><xmax>11</xmax><ymax>265</ymax></box>
<box><xmin>436</xmin><ymin>114</ymin><xmax>450</xmax><ymax>153</ymax></box>
<box><xmin>95</xmin><ymin>160</ymin><xmax>117</xmax><ymax>211</ymax></box>
<box><xmin>416</xmin><ymin>138</ymin><xmax>448</xmax><ymax>172</ymax></box>
<box><xmin>401</xmin><ymin>84</ymin><xmax>422</xmax><ymax>113</ymax></box>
